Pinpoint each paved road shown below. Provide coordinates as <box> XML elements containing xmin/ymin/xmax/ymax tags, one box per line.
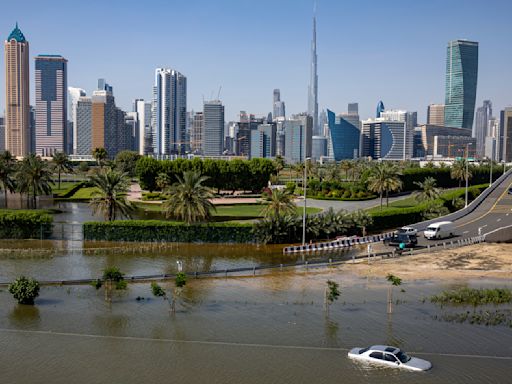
<box><xmin>413</xmin><ymin>170</ymin><xmax>512</xmax><ymax>247</ymax></box>
<box><xmin>295</xmin><ymin>193</ymin><xmax>412</xmax><ymax>213</ymax></box>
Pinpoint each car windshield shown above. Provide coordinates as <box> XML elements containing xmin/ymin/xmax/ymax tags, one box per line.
<box><xmin>395</xmin><ymin>350</ymin><xmax>411</xmax><ymax>363</ymax></box>
<box><xmin>426</xmin><ymin>226</ymin><xmax>436</xmax><ymax>232</ymax></box>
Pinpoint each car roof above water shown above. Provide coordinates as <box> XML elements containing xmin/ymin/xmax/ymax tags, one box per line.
<box><xmin>369</xmin><ymin>345</ymin><xmax>400</xmax><ymax>353</ymax></box>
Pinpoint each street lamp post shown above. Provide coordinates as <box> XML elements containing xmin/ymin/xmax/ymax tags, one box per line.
<box><xmin>503</xmin><ymin>161</ymin><xmax>507</xmax><ymax>176</ymax></box>
<box><xmin>302</xmin><ymin>158</ymin><xmax>310</xmax><ymax>246</ymax></box>
<box><xmin>464</xmin><ymin>143</ymin><xmax>472</xmax><ymax>208</ymax></box>
<box><xmin>489</xmin><ymin>157</ymin><xmax>493</xmax><ymax>186</ymax></box>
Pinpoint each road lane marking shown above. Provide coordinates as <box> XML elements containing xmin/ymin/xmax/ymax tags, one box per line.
<box><xmin>497</xmin><ymin>218</ymin><xmax>501</xmax><ymax>222</ymax></box>
<box><xmin>463</xmin><ymin>231</ymin><xmax>469</xmax><ymax>234</ymax></box>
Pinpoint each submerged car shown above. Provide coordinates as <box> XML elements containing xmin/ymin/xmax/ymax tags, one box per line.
<box><xmin>348</xmin><ymin>345</ymin><xmax>432</xmax><ymax>371</ymax></box>
<box><xmin>384</xmin><ymin>233</ymin><xmax>418</xmax><ymax>247</ymax></box>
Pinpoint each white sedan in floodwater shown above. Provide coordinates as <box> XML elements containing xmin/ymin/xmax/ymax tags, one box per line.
<box><xmin>348</xmin><ymin>345</ymin><xmax>432</xmax><ymax>371</ymax></box>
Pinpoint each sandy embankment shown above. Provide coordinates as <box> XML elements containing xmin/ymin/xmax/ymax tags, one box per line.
<box><xmin>346</xmin><ymin>243</ymin><xmax>512</xmax><ymax>280</ymax></box>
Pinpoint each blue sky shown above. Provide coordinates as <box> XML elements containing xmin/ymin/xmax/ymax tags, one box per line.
<box><xmin>1</xmin><ymin>0</ymin><xmax>511</xmax><ymax>122</ymax></box>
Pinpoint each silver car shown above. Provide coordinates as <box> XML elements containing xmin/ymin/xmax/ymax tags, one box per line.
<box><xmin>348</xmin><ymin>345</ymin><xmax>432</xmax><ymax>371</ymax></box>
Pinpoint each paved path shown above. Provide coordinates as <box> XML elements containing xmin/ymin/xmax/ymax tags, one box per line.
<box><xmin>295</xmin><ymin>193</ymin><xmax>412</xmax><ymax>213</ymax></box>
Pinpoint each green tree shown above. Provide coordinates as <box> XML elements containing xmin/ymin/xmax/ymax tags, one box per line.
<box><xmin>16</xmin><ymin>154</ymin><xmax>54</xmax><ymax>208</ymax></box>
<box><xmin>386</xmin><ymin>274</ymin><xmax>402</xmax><ymax>314</ymax></box>
<box><xmin>163</xmin><ymin>171</ymin><xmax>216</xmax><ymax>224</ymax></box>
<box><xmin>339</xmin><ymin>160</ymin><xmax>352</xmax><ymax>181</ymax></box>
<box><xmin>350</xmin><ymin>210</ymin><xmax>373</xmax><ymax>237</ymax></box>
<box><xmin>412</xmin><ymin>177</ymin><xmax>441</xmax><ymax>201</ymax></box>
<box><xmin>88</xmin><ymin>168</ymin><xmax>132</xmax><ymax>221</ymax></box>
<box><xmin>78</xmin><ymin>161</ymin><xmax>90</xmax><ymax>175</ymax></box>
<box><xmin>8</xmin><ymin>276</ymin><xmax>40</xmax><ymax>305</ymax></box>
<box><xmin>114</xmin><ymin>151</ymin><xmax>141</xmax><ymax>177</ymax></box>
<box><xmin>261</xmin><ymin>188</ymin><xmax>297</xmax><ymax>218</ymax></box>
<box><xmin>93</xmin><ymin>266</ymin><xmax>127</xmax><ymax>302</ymax></box>
<box><xmin>135</xmin><ymin>156</ymin><xmax>161</xmax><ymax>191</ymax></box>
<box><xmin>325</xmin><ymin>280</ymin><xmax>341</xmax><ymax>316</ymax></box>
<box><xmin>367</xmin><ymin>162</ymin><xmax>402</xmax><ymax>208</ymax></box>
<box><xmin>0</xmin><ymin>152</ymin><xmax>16</xmax><ymax>208</ymax></box>
<box><xmin>51</xmin><ymin>151</ymin><xmax>73</xmax><ymax>190</ymax></box>
<box><xmin>156</xmin><ymin>172</ymin><xmax>172</xmax><ymax>191</ymax></box>
<box><xmin>92</xmin><ymin>147</ymin><xmax>108</xmax><ymax>167</ymax></box>
<box><xmin>451</xmin><ymin>158</ymin><xmax>472</xmax><ymax>187</ymax></box>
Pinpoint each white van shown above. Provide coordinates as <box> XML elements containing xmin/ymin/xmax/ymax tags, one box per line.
<box><xmin>423</xmin><ymin>221</ymin><xmax>455</xmax><ymax>240</ymax></box>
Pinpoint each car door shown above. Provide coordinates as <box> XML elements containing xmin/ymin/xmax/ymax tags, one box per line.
<box><xmin>384</xmin><ymin>353</ymin><xmax>400</xmax><ymax>367</ymax></box>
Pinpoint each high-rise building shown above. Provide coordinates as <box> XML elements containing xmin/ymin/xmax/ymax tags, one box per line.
<box><xmin>152</xmin><ymin>68</ymin><xmax>187</xmax><ymax>156</ymax></box>
<box><xmin>326</xmin><ymin>109</ymin><xmax>359</xmax><ymax>161</ymax></box>
<box><xmin>124</xmin><ymin>112</ymin><xmax>138</xmax><ymax>152</ymax></box>
<box><xmin>348</xmin><ymin>103</ymin><xmax>359</xmax><ymax>115</ymax></box>
<box><xmin>376</xmin><ymin>101</ymin><xmax>385</xmax><ymax>118</ymax></box>
<box><xmin>485</xmin><ymin>117</ymin><xmax>500</xmax><ymax>161</ymax></box>
<box><xmin>444</xmin><ymin>40</ymin><xmax>479</xmax><ymax>130</ymax></box>
<box><xmin>312</xmin><ymin>136</ymin><xmax>327</xmax><ymax>160</ymax></box>
<box><xmin>4</xmin><ymin>24</ymin><xmax>30</xmax><ymax>156</ymax></box>
<box><xmin>499</xmin><ymin>108</ymin><xmax>512</xmax><ymax>163</ymax></box>
<box><xmin>76</xmin><ymin>96</ymin><xmax>92</xmax><ymax>156</ymax></box>
<box><xmin>427</xmin><ymin>104</ymin><xmax>445</xmax><ymax>126</ymax></box>
<box><xmin>203</xmin><ymin>100</ymin><xmax>224</xmax><ymax>156</ymax></box>
<box><xmin>0</xmin><ymin>116</ymin><xmax>5</xmax><ymax>152</ymax></box>
<box><xmin>284</xmin><ymin>115</ymin><xmax>312</xmax><ymax>164</ymax></box>
<box><xmin>273</xmin><ymin>89</ymin><xmax>286</xmax><ymax>119</ymax></box>
<box><xmin>133</xmin><ymin>99</ymin><xmax>151</xmax><ymax>155</ymax></box>
<box><xmin>379</xmin><ymin>110</ymin><xmax>417</xmax><ymax>159</ymax></box>
<box><xmin>91</xmin><ymin>80</ymin><xmax>129</xmax><ymax>157</ymax></box>
<box><xmin>474</xmin><ymin>100</ymin><xmax>492</xmax><ymax>159</ymax></box>
<box><xmin>361</xmin><ymin>119</ymin><xmax>410</xmax><ymax>160</ymax></box>
<box><xmin>190</xmin><ymin>112</ymin><xmax>204</xmax><ymax>155</ymax></box>
<box><xmin>68</xmin><ymin>87</ymin><xmax>86</xmax><ymax>155</ymax></box>
<box><xmin>307</xmin><ymin>15</ymin><xmax>319</xmax><ymax>135</ymax></box>
<box><xmin>416</xmin><ymin>124</ymin><xmax>472</xmax><ymax>158</ymax></box>
<box><xmin>250</xmin><ymin>123</ymin><xmax>276</xmax><ymax>159</ymax></box>
<box><xmin>35</xmin><ymin>55</ymin><xmax>68</xmax><ymax>156</ymax></box>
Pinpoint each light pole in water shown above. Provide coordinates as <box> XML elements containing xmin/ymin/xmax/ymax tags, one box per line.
<box><xmin>464</xmin><ymin>142</ymin><xmax>473</xmax><ymax>208</ymax></box>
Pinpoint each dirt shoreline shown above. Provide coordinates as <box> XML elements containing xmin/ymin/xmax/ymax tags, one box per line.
<box><xmin>343</xmin><ymin>243</ymin><xmax>512</xmax><ymax>281</ymax></box>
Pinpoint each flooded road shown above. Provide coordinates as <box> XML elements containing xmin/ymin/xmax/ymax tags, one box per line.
<box><xmin>0</xmin><ymin>271</ymin><xmax>511</xmax><ymax>383</ymax></box>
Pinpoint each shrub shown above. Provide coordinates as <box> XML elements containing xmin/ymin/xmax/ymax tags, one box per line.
<box><xmin>8</xmin><ymin>276</ymin><xmax>40</xmax><ymax>305</ymax></box>
<box><xmin>83</xmin><ymin>220</ymin><xmax>254</xmax><ymax>243</ymax></box>
<box><xmin>175</xmin><ymin>272</ymin><xmax>187</xmax><ymax>288</ymax></box>
<box><xmin>0</xmin><ymin>210</ymin><xmax>53</xmax><ymax>239</ymax></box>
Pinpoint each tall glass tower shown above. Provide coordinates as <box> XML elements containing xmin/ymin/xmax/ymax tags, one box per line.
<box><xmin>307</xmin><ymin>14</ymin><xmax>318</xmax><ymax>136</ymax></box>
<box><xmin>444</xmin><ymin>40</ymin><xmax>478</xmax><ymax>130</ymax></box>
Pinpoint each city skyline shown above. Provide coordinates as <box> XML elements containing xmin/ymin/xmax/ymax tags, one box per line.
<box><xmin>0</xmin><ymin>0</ymin><xmax>511</xmax><ymax>124</ymax></box>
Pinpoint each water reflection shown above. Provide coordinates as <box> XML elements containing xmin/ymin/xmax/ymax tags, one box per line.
<box><xmin>9</xmin><ymin>304</ymin><xmax>41</xmax><ymax>328</ymax></box>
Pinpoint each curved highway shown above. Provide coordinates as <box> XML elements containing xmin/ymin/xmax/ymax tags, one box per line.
<box><xmin>413</xmin><ymin>169</ymin><xmax>512</xmax><ymax>247</ymax></box>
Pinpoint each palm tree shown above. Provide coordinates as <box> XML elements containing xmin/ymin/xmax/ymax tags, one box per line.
<box><xmin>92</xmin><ymin>147</ymin><xmax>108</xmax><ymax>168</ymax></box>
<box><xmin>451</xmin><ymin>158</ymin><xmax>471</xmax><ymax>187</ymax></box>
<box><xmin>163</xmin><ymin>171</ymin><xmax>216</xmax><ymax>224</ymax></box>
<box><xmin>350</xmin><ymin>210</ymin><xmax>373</xmax><ymax>237</ymax></box>
<box><xmin>325</xmin><ymin>163</ymin><xmax>339</xmax><ymax>182</ymax></box>
<box><xmin>156</xmin><ymin>173</ymin><xmax>172</xmax><ymax>191</ymax></box>
<box><xmin>52</xmin><ymin>151</ymin><xmax>73</xmax><ymax>190</ymax></box>
<box><xmin>0</xmin><ymin>153</ymin><xmax>16</xmax><ymax>208</ymax></box>
<box><xmin>261</xmin><ymin>188</ymin><xmax>297</xmax><ymax>218</ymax></box>
<box><xmin>16</xmin><ymin>154</ymin><xmax>53</xmax><ymax>208</ymax></box>
<box><xmin>339</xmin><ymin>160</ymin><xmax>352</xmax><ymax>181</ymax></box>
<box><xmin>89</xmin><ymin>168</ymin><xmax>132</xmax><ymax>221</ymax></box>
<box><xmin>413</xmin><ymin>177</ymin><xmax>441</xmax><ymax>202</ymax></box>
<box><xmin>367</xmin><ymin>162</ymin><xmax>403</xmax><ymax>208</ymax></box>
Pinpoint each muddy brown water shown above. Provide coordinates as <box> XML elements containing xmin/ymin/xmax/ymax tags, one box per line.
<box><xmin>0</xmin><ymin>271</ymin><xmax>511</xmax><ymax>383</ymax></box>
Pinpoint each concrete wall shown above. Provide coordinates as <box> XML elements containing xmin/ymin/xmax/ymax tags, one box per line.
<box><xmin>485</xmin><ymin>225</ymin><xmax>512</xmax><ymax>243</ymax></box>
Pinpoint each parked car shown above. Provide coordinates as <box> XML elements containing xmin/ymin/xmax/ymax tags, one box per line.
<box><xmin>423</xmin><ymin>221</ymin><xmax>455</xmax><ymax>240</ymax></box>
<box><xmin>348</xmin><ymin>345</ymin><xmax>432</xmax><ymax>371</ymax></box>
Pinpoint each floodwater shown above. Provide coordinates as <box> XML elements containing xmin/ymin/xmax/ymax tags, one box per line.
<box><xmin>0</xmin><ymin>272</ymin><xmax>511</xmax><ymax>383</ymax></box>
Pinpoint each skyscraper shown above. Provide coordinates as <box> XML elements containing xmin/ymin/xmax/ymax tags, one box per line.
<box><xmin>284</xmin><ymin>114</ymin><xmax>312</xmax><ymax>164</ymax></box>
<box><xmin>444</xmin><ymin>40</ymin><xmax>479</xmax><ymax>130</ymax></box>
<box><xmin>76</xmin><ymin>96</ymin><xmax>92</xmax><ymax>156</ymax></box>
<box><xmin>376</xmin><ymin>101</ymin><xmax>385</xmax><ymax>118</ymax></box>
<box><xmin>190</xmin><ymin>112</ymin><xmax>204</xmax><ymax>155</ymax></box>
<box><xmin>0</xmin><ymin>116</ymin><xmax>5</xmax><ymax>152</ymax></box>
<box><xmin>152</xmin><ymin>68</ymin><xmax>187</xmax><ymax>157</ymax></box>
<box><xmin>326</xmin><ymin>109</ymin><xmax>360</xmax><ymax>161</ymax></box>
<box><xmin>273</xmin><ymin>89</ymin><xmax>286</xmax><ymax>119</ymax></box>
<box><xmin>69</xmin><ymin>87</ymin><xmax>86</xmax><ymax>155</ymax></box>
<box><xmin>203</xmin><ymin>100</ymin><xmax>224</xmax><ymax>156</ymax></box>
<box><xmin>35</xmin><ymin>55</ymin><xmax>68</xmax><ymax>156</ymax></box>
<box><xmin>4</xmin><ymin>23</ymin><xmax>30</xmax><ymax>156</ymax></box>
<box><xmin>427</xmin><ymin>104</ymin><xmax>445</xmax><ymax>125</ymax></box>
<box><xmin>133</xmin><ymin>99</ymin><xmax>151</xmax><ymax>155</ymax></box>
<box><xmin>307</xmin><ymin>14</ymin><xmax>319</xmax><ymax>136</ymax></box>
<box><xmin>361</xmin><ymin>119</ymin><xmax>409</xmax><ymax>161</ymax></box>
<box><xmin>379</xmin><ymin>109</ymin><xmax>417</xmax><ymax>159</ymax></box>
<box><xmin>474</xmin><ymin>100</ymin><xmax>492</xmax><ymax>159</ymax></box>
<box><xmin>499</xmin><ymin>108</ymin><xmax>512</xmax><ymax>163</ymax></box>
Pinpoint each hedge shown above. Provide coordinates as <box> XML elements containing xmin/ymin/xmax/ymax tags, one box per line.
<box><xmin>0</xmin><ymin>210</ymin><xmax>53</xmax><ymax>239</ymax></box>
<box><xmin>400</xmin><ymin>167</ymin><xmax>499</xmax><ymax>191</ymax></box>
<box><xmin>368</xmin><ymin>184</ymin><xmax>488</xmax><ymax>232</ymax></box>
<box><xmin>83</xmin><ymin>220</ymin><xmax>254</xmax><ymax>243</ymax></box>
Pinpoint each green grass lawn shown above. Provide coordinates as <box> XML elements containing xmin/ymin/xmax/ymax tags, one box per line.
<box><xmin>68</xmin><ymin>187</ymin><xmax>100</xmax><ymax>200</ymax></box>
<box><xmin>51</xmin><ymin>181</ymin><xmax>81</xmax><ymax>194</ymax></box>
<box><xmin>135</xmin><ymin>202</ymin><xmax>320</xmax><ymax>217</ymax></box>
